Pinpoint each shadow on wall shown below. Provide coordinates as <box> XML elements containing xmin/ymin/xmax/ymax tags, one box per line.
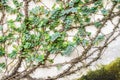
<box><xmin>77</xmin><ymin>58</ymin><xmax>120</xmax><ymax>80</ymax></box>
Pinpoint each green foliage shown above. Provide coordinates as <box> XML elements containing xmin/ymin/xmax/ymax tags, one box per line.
<box><xmin>0</xmin><ymin>0</ymin><xmax>8</xmax><ymax>7</ymax></box>
<box><xmin>8</xmin><ymin>50</ymin><xmax>17</xmax><ymax>58</ymax></box>
<box><xmin>112</xmin><ymin>0</ymin><xmax>120</xmax><ymax>3</ymax></box>
<box><xmin>94</xmin><ymin>35</ymin><xmax>105</xmax><ymax>45</ymax></box>
<box><xmin>78</xmin><ymin>58</ymin><xmax>120</xmax><ymax>80</ymax></box>
<box><xmin>101</xmin><ymin>8</ymin><xmax>108</xmax><ymax>16</ymax></box>
<box><xmin>0</xmin><ymin>46</ymin><xmax>5</xmax><ymax>56</ymax></box>
<box><xmin>0</xmin><ymin>0</ymin><xmax>118</xmax><ymax>69</ymax></box>
<box><xmin>62</xmin><ymin>44</ymin><xmax>74</xmax><ymax>56</ymax></box>
<box><xmin>13</xmin><ymin>0</ymin><xmax>23</xmax><ymax>8</ymax></box>
<box><xmin>94</xmin><ymin>22</ymin><xmax>102</xmax><ymax>28</ymax></box>
<box><xmin>51</xmin><ymin>32</ymin><xmax>61</xmax><ymax>42</ymax></box>
<box><xmin>35</xmin><ymin>54</ymin><xmax>45</xmax><ymax>63</ymax></box>
<box><xmin>0</xmin><ymin>63</ymin><xmax>5</xmax><ymax>68</ymax></box>
<box><xmin>0</xmin><ymin>62</ymin><xmax>6</xmax><ymax>72</ymax></box>
<box><xmin>16</xmin><ymin>13</ymin><xmax>23</xmax><ymax>21</ymax></box>
<box><xmin>0</xmin><ymin>36</ymin><xmax>6</xmax><ymax>43</ymax></box>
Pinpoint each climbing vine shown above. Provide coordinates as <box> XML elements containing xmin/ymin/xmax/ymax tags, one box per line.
<box><xmin>0</xmin><ymin>0</ymin><xmax>120</xmax><ymax>80</ymax></box>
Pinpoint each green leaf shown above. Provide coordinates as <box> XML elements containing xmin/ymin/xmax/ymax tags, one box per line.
<box><xmin>62</xmin><ymin>45</ymin><xmax>74</xmax><ymax>56</ymax></box>
<box><xmin>48</xmin><ymin>59</ymin><xmax>54</xmax><ymax>63</ymax></box>
<box><xmin>94</xmin><ymin>22</ymin><xmax>102</xmax><ymax>28</ymax></box>
<box><xmin>101</xmin><ymin>8</ymin><xmax>108</xmax><ymax>15</ymax></box>
<box><xmin>85</xmin><ymin>17</ymin><xmax>91</xmax><ymax>23</ymax></box>
<box><xmin>50</xmin><ymin>47</ymin><xmax>58</xmax><ymax>54</ymax></box>
<box><xmin>94</xmin><ymin>35</ymin><xmax>105</xmax><ymax>45</ymax></box>
<box><xmin>31</xmin><ymin>6</ymin><xmax>41</xmax><ymax>15</ymax></box>
<box><xmin>8</xmin><ymin>50</ymin><xmax>17</xmax><ymax>58</ymax></box>
<box><xmin>0</xmin><ymin>47</ymin><xmax>5</xmax><ymax>57</ymax></box>
<box><xmin>13</xmin><ymin>0</ymin><xmax>19</xmax><ymax>7</ymax></box>
<box><xmin>0</xmin><ymin>63</ymin><xmax>6</xmax><ymax>69</ymax></box>
<box><xmin>5</xmin><ymin>5</ymin><xmax>17</xmax><ymax>14</ymax></box>
<box><xmin>7</xmin><ymin>20</ymin><xmax>16</xmax><ymax>29</ymax></box>
<box><xmin>23</xmin><ymin>42</ymin><xmax>32</xmax><ymax>49</ymax></box>
<box><xmin>112</xmin><ymin>0</ymin><xmax>120</xmax><ymax>3</ymax></box>
<box><xmin>85</xmin><ymin>0</ymin><xmax>89</xmax><ymax>3</ymax></box>
<box><xmin>50</xmin><ymin>20</ymin><xmax>59</xmax><ymax>30</ymax></box>
<box><xmin>0</xmin><ymin>62</ymin><xmax>6</xmax><ymax>72</ymax></box>
<box><xmin>1</xmin><ymin>0</ymin><xmax>8</xmax><ymax>3</ymax></box>
<box><xmin>51</xmin><ymin>32</ymin><xmax>60</xmax><ymax>42</ymax></box>
<box><xmin>82</xmin><ymin>39</ymin><xmax>89</xmax><ymax>46</ymax></box>
<box><xmin>94</xmin><ymin>0</ymin><xmax>103</xmax><ymax>7</ymax></box>
<box><xmin>35</xmin><ymin>54</ymin><xmax>45</xmax><ymax>63</ymax></box>
<box><xmin>16</xmin><ymin>13</ymin><xmax>23</xmax><ymax>21</ymax></box>
<box><xmin>68</xmin><ymin>1</ymin><xmax>74</xmax><ymax>7</ymax></box>
<box><xmin>25</xmin><ymin>54</ymin><xmax>35</xmax><ymax>62</ymax></box>
<box><xmin>0</xmin><ymin>36</ymin><xmax>7</xmax><ymax>43</ymax></box>
<box><xmin>96</xmin><ymin>35</ymin><xmax>104</xmax><ymax>41</ymax></box>
<box><xmin>73</xmin><ymin>36</ymin><xmax>81</xmax><ymax>45</ymax></box>
<box><xmin>32</xmin><ymin>17</ymin><xmax>41</xmax><ymax>26</ymax></box>
<box><xmin>87</xmin><ymin>32</ymin><xmax>91</xmax><ymax>36</ymax></box>
<box><xmin>38</xmin><ymin>19</ymin><xmax>48</xmax><ymax>27</ymax></box>
<box><xmin>0</xmin><ymin>51</ymin><xmax>5</xmax><ymax>57</ymax></box>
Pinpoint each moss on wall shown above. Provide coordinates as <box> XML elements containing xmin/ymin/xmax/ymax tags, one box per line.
<box><xmin>77</xmin><ymin>58</ymin><xmax>120</xmax><ymax>80</ymax></box>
